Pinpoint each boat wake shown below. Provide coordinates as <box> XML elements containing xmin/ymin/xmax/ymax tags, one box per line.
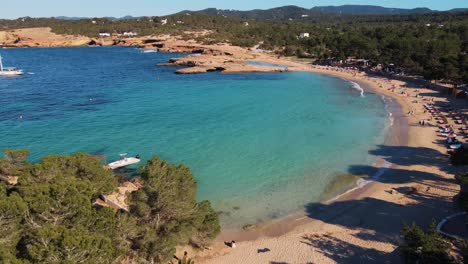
<box><xmin>349</xmin><ymin>81</ymin><xmax>365</xmax><ymax>97</ymax></box>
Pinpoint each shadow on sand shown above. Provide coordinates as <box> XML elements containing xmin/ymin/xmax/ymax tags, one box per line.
<box><xmin>301</xmin><ymin>143</ymin><xmax>462</xmax><ymax>263</ymax></box>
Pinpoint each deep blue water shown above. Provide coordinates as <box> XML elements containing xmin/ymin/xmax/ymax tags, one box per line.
<box><xmin>0</xmin><ymin>47</ymin><xmax>389</xmax><ymax>227</ymax></box>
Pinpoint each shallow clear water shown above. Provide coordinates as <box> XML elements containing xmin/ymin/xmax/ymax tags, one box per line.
<box><xmin>0</xmin><ymin>47</ymin><xmax>388</xmax><ymax>227</ymax></box>
<box><xmin>246</xmin><ymin>61</ymin><xmax>289</xmax><ymax>68</ymax></box>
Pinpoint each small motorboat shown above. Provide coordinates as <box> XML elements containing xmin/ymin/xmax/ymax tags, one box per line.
<box><xmin>107</xmin><ymin>153</ymin><xmax>141</xmax><ymax>169</ymax></box>
<box><xmin>141</xmin><ymin>49</ymin><xmax>158</xmax><ymax>53</ymax></box>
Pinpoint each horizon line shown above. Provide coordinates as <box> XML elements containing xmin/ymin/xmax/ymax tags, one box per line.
<box><xmin>1</xmin><ymin>4</ymin><xmax>466</xmax><ymax>20</ymax></box>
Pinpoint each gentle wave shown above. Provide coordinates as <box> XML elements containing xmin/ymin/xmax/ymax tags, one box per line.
<box><xmin>327</xmin><ymin>160</ymin><xmax>393</xmax><ymax>202</ymax></box>
<box><xmin>380</xmin><ymin>95</ymin><xmax>394</xmax><ymax>127</ymax></box>
<box><xmin>349</xmin><ymin>81</ymin><xmax>365</xmax><ymax>97</ymax></box>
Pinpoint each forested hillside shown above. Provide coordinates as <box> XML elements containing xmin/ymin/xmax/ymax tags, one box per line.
<box><xmin>189</xmin><ymin>5</ymin><xmax>436</xmax><ymax>20</ymax></box>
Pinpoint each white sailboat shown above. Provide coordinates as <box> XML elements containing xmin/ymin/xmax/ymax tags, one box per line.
<box><xmin>0</xmin><ymin>53</ymin><xmax>23</xmax><ymax>76</ymax></box>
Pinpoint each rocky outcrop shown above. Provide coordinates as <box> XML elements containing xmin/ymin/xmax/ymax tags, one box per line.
<box><xmin>87</xmin><ymin>39</ymin><xmax>98</xmax><ymax>46</ymax></box>
<box><xmin>0</xmin><ymin>27</ymin><xmax>300</xmax><ymax>75</ymax></box>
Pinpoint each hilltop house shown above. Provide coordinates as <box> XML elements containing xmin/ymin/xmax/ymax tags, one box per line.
<box><xmin>299</xmin><ymin>33</ymin><xmax>310</xmax><ymax>38</ymax></box>
<box><xmin>98</xmin><ymin>32</ymin><xmax>111</xmax><ymax>37</ymax></box>
<box><xmin>345</xmin><ymin>58</ymin><xmax>370</xmax><ymax>67</ymax></box>
<box><xmin>122</xmin><ymin>32</ymin><xmax>138</xmax><ymax>37</ymax></box>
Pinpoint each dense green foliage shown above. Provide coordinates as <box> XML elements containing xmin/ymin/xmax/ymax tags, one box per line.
<box><xmin>129</xmin><ymin>156</ymin><xmax>220</xmax><ymax>262</ymax></box>
<box><xmin>450</xmin><ymin>148</ymin><xmax>468</xmax><ymax>166</ymax></box>
<box><xmin>401</xmin><ymin>221</ymin><xmax>453</xmax><ymax>264</ymax></box>
<box><xmin>455</xmin><ymin>173</ymin><xmax>468</xmax><ymax>211</ymax></box>
<box><xmin>0</xmin><ymin>150</ymin><xmax>219</xmax><ymax>263</ymax></box>
<box><xmin>192</xmin><ymin>5</ymin><xmax>436</xmax><ymax>20</ymax></box>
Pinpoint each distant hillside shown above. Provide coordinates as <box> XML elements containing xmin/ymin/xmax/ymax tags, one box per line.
<box><xmin>190</xmin><ymin>6</ymin><xmax>319</xmax><ymax>20</ymax></box>
<box><xmin>54</xmin><ymin>16</ymin><xmax>89</xmax><ymax>20</ymax></box>
<box><xmin>186</xmin><ymin>5</ymin><xmax>465</xmax><ymax>20</ymax></box>
<box><xmin>311</xmin><ymin>5</ymin><xmax>432</xmax><ymax>15</ymax></box>
<box><xmin>52</xmin><ymin>5</ymin><xmax>468</xmax><ymax>22</ymax></box>
<box><xmin>54</xmin><ymin>15</ymin><xmax>140</xmax><ymax>21</ymax></box>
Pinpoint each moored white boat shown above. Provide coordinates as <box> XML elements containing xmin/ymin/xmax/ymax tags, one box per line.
<box><xmin>141</xmin><ymin>49</ymin><xmax>158</xmax><ymax>53</ymax></box>
<box><xmin>0</xmin><ymin>53</ymin><xmax>23</xmax><ymax>76</ymax></box>
<box><xmin>107</xmin><ymin>153</ymin><xmax>141</xmax><ymax>169</ymax></box>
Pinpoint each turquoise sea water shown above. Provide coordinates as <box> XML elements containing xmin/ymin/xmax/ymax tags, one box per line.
<box><xmin>0</xmin><ymin>47</ymin><xmax>389</xmax><ymax>227</ymax></box>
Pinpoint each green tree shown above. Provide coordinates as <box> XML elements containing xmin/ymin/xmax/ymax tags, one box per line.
<box><xmin>3</xmin><ymin>149</ymin><xmax>30</xmax><ymax>164</ymax></box>
<box><xmin>130</xmin><ymin>156</ymin><xmax>220</xmax><ymax>262</ymax></box>
<box><xmin>401</xmin><ymin>221</ymin><xmax>453</xmax><ymax>264</ymax></box>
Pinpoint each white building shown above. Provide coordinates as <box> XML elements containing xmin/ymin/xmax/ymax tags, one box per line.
<box><xmin>244</xmin><ymin>22</ymin><xmax>249</xmax><ymax>26</ymax></box>
<box><xmin>161</xmin><ymin>19</ymin><xmax>168</xmax><ymax>25</ymax></box>
<box><xmin>299</xmin><ymin>33</ymin><xmax>310</xmax><ymax>38</ymax></box>
<box><xmin>301</xmin><ymin>14</ymin><xmax>309</xmax><ymax>18</ymax></box>
<box><xmin>123</xmin><ymin>32</ymin><xmax>138</xmax><ymax>37</ymax></box>
<box><xmin>99</xmin><ymin>32</ymin><xmax>111</xmax><ymax>37</ymax></box>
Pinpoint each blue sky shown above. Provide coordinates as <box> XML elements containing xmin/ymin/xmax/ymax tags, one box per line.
<box><xmin>1</xmin><ymin>0</ymin><xmax>467</xmax><ymax>19</ymax></box>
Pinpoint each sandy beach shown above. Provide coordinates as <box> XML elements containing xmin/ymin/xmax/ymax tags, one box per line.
<box><xmin>176</xmin><ymin>56</ymin><xmax>467</xmax><ymax>263</ymax></box>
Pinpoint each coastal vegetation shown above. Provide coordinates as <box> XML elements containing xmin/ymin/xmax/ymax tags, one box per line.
<box><xmin>455</xmin><ymin>173</ymin><xmax>468</xmax><ymax>211</ymax></box>
<box><xmin>450</xmin><ymin>148</ymin><xmax>468</xmax><ymax>166</ymax></box>
<box><xmin>401</xmin><ymin>221</ymin><xmax>453</xmax><ymax>264</ymax></box>
<box><xmin>1</xmin><ymin>10</ymin><xmax>467</xmax><ymax>83</ymax></box>
<box><xmin>0</xmin><ymin>149</ymin><xmax>219</xmax><ymax>263</ymax></box>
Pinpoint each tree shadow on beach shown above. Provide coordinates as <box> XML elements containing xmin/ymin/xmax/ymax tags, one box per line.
<box><xmin>302</xmin><ymin>150</ymin><xmax>460</xmax><ymax>263</ymax></box>
<box><xmin>303</xmin><ymin>190</ymin><xmax>455</xmax><ymax>263</ymax></box>
<box><xmin>301</xmin><ymin>233</ymin><xmax>399</xmax><ymax>263</ymax></box>
<box><xmin>305</xmin><ymin>193</ymin><xmax>455</xmax><ymax>236</ymax></box>
<box><xmin>348</xmin><ymin>164</ymin><xmax>457</xmax><ymax>186</ymax></box>
<box><xmin>367</xmin><ymin>145</ymin><xmax>452</xmax><ymax>172</ymax></box>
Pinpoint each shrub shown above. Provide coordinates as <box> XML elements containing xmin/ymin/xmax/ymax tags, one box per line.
<box><xmin>401</xmin><ymin>221</ymin><xmax>453</xmax><ymax>264</ymax></box>
<box><xmin>450</xmin><ymin>148</ymin><xmax>468</xmax><ymax>166</ymax></box>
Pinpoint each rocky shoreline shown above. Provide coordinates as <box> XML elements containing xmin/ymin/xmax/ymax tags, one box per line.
<box><xmin>158</xmin><ymin>56</ymin><xmax>289</xmax><ymax>74</ymax></box>
<box><xmin>0</xmin><ymin>27</ymin><xmax>302</xmax><ymax>74</ymax></box>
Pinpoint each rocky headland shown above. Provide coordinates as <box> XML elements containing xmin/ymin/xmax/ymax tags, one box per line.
<box><xmin>0</xmin><ymin>27</ymin><xmax>305</xmax><ymax>74</ymax></box>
